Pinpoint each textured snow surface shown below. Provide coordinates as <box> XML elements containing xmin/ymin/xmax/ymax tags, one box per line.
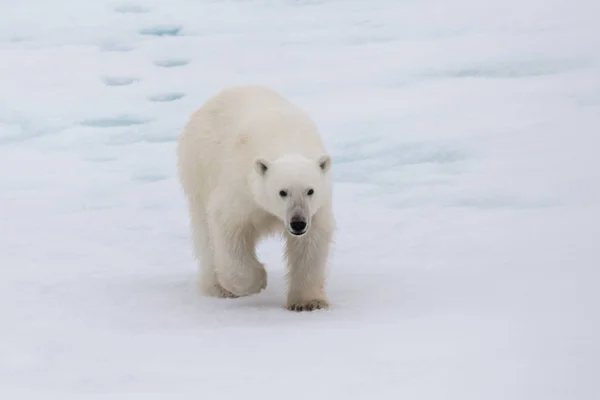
<box><xmin>1</xmin><ymin>0</ymin><xmax>599</xmax><ymax>398</ymax></box>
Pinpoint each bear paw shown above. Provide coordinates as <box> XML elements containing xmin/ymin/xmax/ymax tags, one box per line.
<box><xmin>219</xmin><ymin>265</ymin><xmax>267</xmax><ymax>297</ymax></box>
<box><xmin>202</xmin><ymin>282</ymin><xmax>239</xmax><ymax>299</ymax></box>
<box><xmin>287</xmin><ymin>299</ymin><xmax>329</xmax><ymax>312</ymax></box>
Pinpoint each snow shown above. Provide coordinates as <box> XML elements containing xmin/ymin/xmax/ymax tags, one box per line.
<box><xmin>1</xmin><ymin>0</ymin><xmax>599</xmax><ymax>398</ymax></box>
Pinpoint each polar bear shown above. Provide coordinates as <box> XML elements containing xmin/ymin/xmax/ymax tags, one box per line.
<box><xmin>177</xmin><ymin>85</ymin><xmax>336</xmax><ymax>312</ymax></box>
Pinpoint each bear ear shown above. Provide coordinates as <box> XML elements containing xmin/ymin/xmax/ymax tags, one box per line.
<box><xmin>318</xmin><ymin>155</ymin><xmax>331</xmax><ymax>173</ymax></box>
<box><xmin>254</xmin><ymin>158</ymin><xmax>270</xmax><ymax>176</ymax></box>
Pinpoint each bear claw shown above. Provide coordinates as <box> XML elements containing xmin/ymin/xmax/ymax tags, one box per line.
<box><xmin>287</xmin><ymin>299</ymin><xmax>329</xmax><ymax>312</ymax></box>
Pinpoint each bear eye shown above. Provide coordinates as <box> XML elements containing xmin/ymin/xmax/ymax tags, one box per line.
<box><xmin>279</xmin><ymin>190</ymin><xmax>288</xmax><ymax>198</ymax></box>
<box><xmin>307</xmin><ymin>189</ymin><xmax>314</xmax><ymax>196</ymax></box>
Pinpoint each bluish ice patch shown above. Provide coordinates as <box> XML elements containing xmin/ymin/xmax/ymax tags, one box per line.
<box><xmin>153</xmin><ymin>59</ymin><xmax>190</xmax><ymax>68</ymax></box>
<box><xmin>8</xmin><ymin>36</ymin><xmax>30</xmax><ymax>43</ymax></box>
<box><xmin>0</xmin><ymin>122</ymin><xmax>26</xmax><ymax>144</ymax></box>
<box><xmin>99</xmin><ymin>42</ymin><xmax>136</xmax><ymax>52</ymax></box>
<box><xmin>331</xmin><ymin>136</ymin><xmax>469</xmax><ymax>188</ymax></box>
<box><xmin>426</xmin><ymin>60</ymin><xmax>576</xmax><ymax>80</ymax></box>
<box><xmin>335</xmin><ymin>140</ymin><xmax>468</xmax><ymax>167</ymax></box>
<box><xmin>102</xmin><ymin>77</ymin><xmax>139</xmax><ymax>86</ymax></box>
<box><xmin>139</xmin><ymin>26</ymin><xmax>182</xmax><ymax>37</ymax></box>
<box><xmin>147</xmin><ymin>93</ymin><xmax>186</xmax><ymax>102</ymax></box>
<box><xmin>143</xmin><ymin>133</ymin><xmax>178</xmax><ymax>143</ymax></box>
<box><xmin>0</xmin><ymin>120</ymin><xmax>67</xmax><ymax>144</ymax></box>
<box><xmin>114</xmin><ymin>4</ymin><xmax>150</xmax><ymax>13</ymax></box>
<box><xmin>134</xmin><ymin>174</ymin><xmax>169</xmax><ymax>183</ymax></box>
<box><xmin>103</xmin><ymin>129</ymin><xmax>177</xmax><ymax>146</ymax></box>
<box><xmin>81</xmin><ymin>116</ymin><xmax>150</xmax><ymax>128</ymax></box>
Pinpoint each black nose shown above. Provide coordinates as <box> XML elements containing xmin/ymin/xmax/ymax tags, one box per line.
<box><xmin>290</xmin><ymin>220</ymin><xmax>307</xmax><ymax>234</ymax></box>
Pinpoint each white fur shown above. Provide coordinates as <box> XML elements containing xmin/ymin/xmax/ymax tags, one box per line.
<box><xmin>177</xmin><ymin>85</ymin><xmax>336</xmax><ymax>311</ymax></box>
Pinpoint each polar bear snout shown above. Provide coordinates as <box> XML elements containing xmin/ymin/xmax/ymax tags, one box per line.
<box><xmin>288</xmin><ymin>215</ymin><xmax>308</xmax><ymax>236</ymax></box>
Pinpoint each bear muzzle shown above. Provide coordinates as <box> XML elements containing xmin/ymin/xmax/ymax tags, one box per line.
<box><xmin>288</xmin><ymin>215</ymin><xmax>308</xmax><ymax>236</ymax></box>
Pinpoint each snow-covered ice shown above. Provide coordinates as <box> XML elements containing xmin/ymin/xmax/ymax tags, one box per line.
<box><xmin>1</xmin><ymin>0</ymin><xmax>599</xmax><ymax>398</ymax></box>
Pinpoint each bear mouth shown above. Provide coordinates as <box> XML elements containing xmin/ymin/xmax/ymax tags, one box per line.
<box><xmin>288</xmin><ymin>229</ymin><xmax>308</xmax><ymax>237</ymax></box>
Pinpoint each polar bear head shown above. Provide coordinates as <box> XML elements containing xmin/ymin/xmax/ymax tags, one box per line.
<box><xmin>251</xmin><ymin>154</ymin><xmax>332</xmax><ymax>237</ymax></box>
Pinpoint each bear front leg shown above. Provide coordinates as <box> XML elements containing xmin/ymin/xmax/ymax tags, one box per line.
<box><xmin>285</xmin><ymin>210</ymin><xmax>334</xmax><ymax>311</ymax></box>
<box><xmin>188</xmin><ymin>203</ymin><xmax>238</xmax><ymax>299</ymax></box>
<box><xmin>207</xmin><ymin>213</ymin><xmax>267</xmax><ymax>298</ymax></box>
